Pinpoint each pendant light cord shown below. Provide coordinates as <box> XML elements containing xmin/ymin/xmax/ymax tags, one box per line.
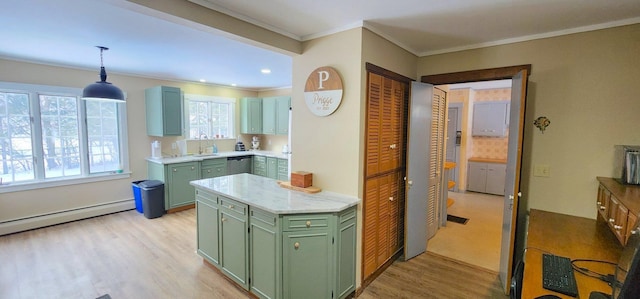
<box><xmin>97</xmin><ymin>46</ymin><xmax>109</xmax><ymax>82</ymax></box>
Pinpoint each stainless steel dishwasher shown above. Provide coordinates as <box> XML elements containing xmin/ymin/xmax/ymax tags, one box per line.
<box><xmin>227</xmin><ymin>156</ymin><xmax>253</xmax><ymax>175</ymax></box>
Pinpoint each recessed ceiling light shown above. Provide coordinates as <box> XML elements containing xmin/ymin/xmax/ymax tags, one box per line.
<box><xmin>261</xmin><ymin>68</ymin><xmax>271</xmax><ymax>74</ymax></box>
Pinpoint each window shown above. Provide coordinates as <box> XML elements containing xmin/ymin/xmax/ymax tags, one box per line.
<box><xmin>0</xmin><ymin>82</ymin><xmax>128</xmax><ymax>187</ymax></box>
<box><xmin>184</xmin><ymin>94</ymin><xmax>235</xmax><ymax>139</ymax></box>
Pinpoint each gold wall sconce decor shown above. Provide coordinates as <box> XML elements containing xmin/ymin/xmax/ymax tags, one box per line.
<box><xmin>534</xmin><ymin>116</ymin><xmax>550</xmax><ymax>133</ymax></box>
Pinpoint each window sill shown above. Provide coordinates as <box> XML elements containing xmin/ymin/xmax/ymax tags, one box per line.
<box><xmin>0</xmin><ymin>172</ymin><xmax>131</xmax><ymax>194</ymax></box>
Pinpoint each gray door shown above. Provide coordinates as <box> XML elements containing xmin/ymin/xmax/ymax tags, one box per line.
<box><xmin>498</xmin><ymin>69</ymin><xmax>528</xmax><ymax>293</ymax></box>
<box><xmin>404</xmin><ymin>81</ymin><xmax>433</xmax><ymax>260</ymax></box>
<box><xmin>446</xmin><ymin>104</ymin><xmax>461</xmax><ymax>191</ymax></box>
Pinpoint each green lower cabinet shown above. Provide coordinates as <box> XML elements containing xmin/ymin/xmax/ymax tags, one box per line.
<box><xmin>250</xmin><ymin>208</ymin><xmax>281</xmax><ymax>299</ymax></box>
<box><xmin>336</xmin><ymin>208</ymin><xmax>357</xmax><ymax>298</ymax></box>
<box><xmin>196</xmin><ymin>190</ymin><xmax>219</xmax><ymax>266</ymax></box>
<box><xmin>277</xmin><ymin>159</ymin><xmax>288</xmax><ymax>181</ymax></box>
<box><xmin>220</xmin><ymin>197</ymin><xmax>250</xmax><ymax>290</ymax></box>
<box><xmin>148</xmin><ymin>161</ymin><xmax>200</xmax><ymax>210</ymax></box>
<box><xmin>201</xmin><ymin>158</ymin><xmax>227</xmax><ymax>179</ymax></box>
<box><xmin>253</xmin><ymin>156</ymin><xmax>267</xmax><ymax>177</ymax></box>
<box><xmin>266</xmin><ymin>157</ymin><xmax>278</xmax><ymax>179</ymax></box>
<box><xmin>282</xmin><ymin>230</ymin><xmax>332</xmax><ymax>299</ymax></box>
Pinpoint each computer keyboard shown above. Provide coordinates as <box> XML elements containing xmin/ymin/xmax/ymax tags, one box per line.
<box><xmin>542</xmin><ymin>253</ymin><xmax>579</xmax><ymax>297</ymax></box>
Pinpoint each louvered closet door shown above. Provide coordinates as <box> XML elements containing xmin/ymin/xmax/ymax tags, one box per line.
<box><xmin>366</xmin><ymin>73</ymin><xmax>382</xmax><ymax>177</ymax></box>
<box><xmin>363</xmin><ymin>177</ymin><xmax>379</xmax><ymax>278</ymax></box>
<box><xmin>388</xmin><ymin>171</ymin><xmax>404</xmax><ymax>253</ymax></box>
<box><xmin>426</xmin><ymin>88</ymin><xmax>447</xmax><ymax>240</ymax></box>
<box><xmin>376</xmin><ymin>174</ymin><xmax>391</xmax><ymax>266</ymax></box>
<box><xmin>363</xmin><ymin>71</ymin><xmax>407</xmax><ymax>282</ymax></box>
<box><xmin>390</xmin><ymin>80</ymin><xmax>405</xmax><ymax>170</ymax></box>
<box><xmin>366</xmin><ymin>73</ymin><xmax>405</xmax><ymax>177</ymax></box>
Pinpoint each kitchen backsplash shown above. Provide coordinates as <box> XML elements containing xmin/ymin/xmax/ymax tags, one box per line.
<box><xmin>470</xmin><ymin>137</ymin><xmax>509</xmax><ymax>160</ymax></box>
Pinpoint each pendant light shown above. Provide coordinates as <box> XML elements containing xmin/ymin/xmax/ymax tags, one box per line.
<box><xmin>82</xmin><ymin>46</ymin><xmax>124</xmax><ymax>102</ymax></box>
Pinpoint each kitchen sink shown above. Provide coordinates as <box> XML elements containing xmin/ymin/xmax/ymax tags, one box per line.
<box><xmin>193</xmin><ymin>153</ymin><xmax>219</xmax><ymax>157</ymax></box>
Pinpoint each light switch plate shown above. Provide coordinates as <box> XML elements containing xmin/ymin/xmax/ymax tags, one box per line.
<box><xmin>533</xmin><ymin>164</ymin><xmax>550</xmax><ymax>177</ymax></box>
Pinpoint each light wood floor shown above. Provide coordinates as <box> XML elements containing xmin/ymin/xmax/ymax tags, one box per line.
<box><xmin>1</xmin><ymin>206</ymin><xmax>507</xmax><ymax>299</ymax></box>
<box><xmin>428</xmin><ymin>191</ymin><xmax>504</xmax><ymax>272</ymax></box>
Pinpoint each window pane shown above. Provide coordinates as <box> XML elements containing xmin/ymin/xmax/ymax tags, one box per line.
<box><xmin>87</xmin><ymin>100</ymin><xmax>121</xmax><ymax>173</ymax></box>
<box><xmin>0</xmin><ymin>92</ymin><xmax>34</xmax><ymax>183</ymax></box>
<box><xmin>39</xmin><ymin>95</ymin><xmax>80</xmax><ymax>178</ymax></box>
<box><xmin>186</xmin><ymin>98</ymin><xmax>233</xmax><ymax>139</ymax></box>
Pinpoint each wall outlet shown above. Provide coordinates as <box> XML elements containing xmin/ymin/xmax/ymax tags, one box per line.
<box><xmin>533</xmin><ymin>164</ymin><xmax>550</xmax><ymax>177</ymax></box>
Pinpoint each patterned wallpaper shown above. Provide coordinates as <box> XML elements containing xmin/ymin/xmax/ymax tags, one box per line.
<box><xmin>471</xmin><ymin>88</ymin><xmax>511</xmax><ymax>160</ymax></box>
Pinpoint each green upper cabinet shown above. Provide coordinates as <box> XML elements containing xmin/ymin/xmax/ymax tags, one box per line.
<box><xmin>240</xmin><ymin>97</ymin><xmax>263</xmax><ymax>134</ymax></box>
<box><xmin>262</xmin><ymin>96</ymin><xmax>290</xmax><ymax>136</ymax></box>
<box><xmin>262</xmin><ymin>97</ymin><xmax>277</xmax><ymax>135</ymax></box>
<box><xmin>275</xmin><ymin>97</ymin><xmax>290</xmax><ymax>135</ymax></box>
<box><xmin>145</xmin><ymin>86</ymin><xmax>183</xmax><ymax>136</ymax></box>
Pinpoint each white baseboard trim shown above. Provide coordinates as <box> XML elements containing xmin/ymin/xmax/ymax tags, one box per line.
<box><xmin>0</xmin><ymin>199</ymin><xmax>135</xmax><ymax>236</ymax></box>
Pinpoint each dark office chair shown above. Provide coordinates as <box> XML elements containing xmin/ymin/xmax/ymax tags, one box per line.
<box><xmin>511</xmin><ymin>260</ymin><xmax>525</xmax><ymax>299</ymax></box>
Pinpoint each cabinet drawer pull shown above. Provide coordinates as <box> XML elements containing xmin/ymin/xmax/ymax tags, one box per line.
<box><xmin>389</xmin><ymin>144</ymin><xmax>397</xmax><ymax>149</ymax></box>
<box><xmin>173</xmin><ymin>168</ymin><xmax>177</xmax><ymax>172</ymax></box>
<box><xmin>306</xmin><ymin>221</ymin><xmax>311</xmax><ymax>228</ymax></box>
<box><xmin>597</xmin><ymin>201</ymin><xmax>601</xmax><ymax>205</ymax></box>
<box><xmin>294</xmin><ymin>242</ymin><xmax>300</xmax><ymax>250</ymax></box>
<box><xmin>207</xmin><ymin>170</ymin><xmax>211</xmax><ymax>173</ymax></box>
<box><xmin>389</xmin><ymin>197</ymin><xmax>394</xmax><ymax>201</ymax></box>
<box><xmin>609</xmin><ymin>218</ymin><xmax>615</xmax><ymax>223</ymax></box>
<box><xmin>221</xmin><ymin>218</ymin><xmax>227</xmax><ymax>222</ymax></box>
<box><xmin>614</xmin><ymin>225</ymin><xmax>623</xmax><ymax>230</ymax></box>
<box><xmin>228</xmin><ymin>205</ymin><xmax>234</xmax><ymax>209</ymax></box>
<box><xmin>600</xmin><ymin>206</ymin><xmax>606</xmax><ymax>210</ymax></box>
<box><xmin>191</xmin><ymin>166</ymin><xmax>195</xmax><ymax>170</ymax></box>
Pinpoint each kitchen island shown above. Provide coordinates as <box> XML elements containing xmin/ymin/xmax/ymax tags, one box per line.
<box><xmin>190</xmin><ymin>173</ymin><xmax>359</xmax><ymax>299</ymax></box>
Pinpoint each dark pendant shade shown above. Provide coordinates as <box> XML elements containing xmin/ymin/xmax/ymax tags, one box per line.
<box><xmin>82</xmin><ymin>47</ymin><xmax>124</xmax><ymax>102</ymax></box>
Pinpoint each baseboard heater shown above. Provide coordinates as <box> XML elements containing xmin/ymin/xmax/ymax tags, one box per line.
<box><xmin>0</xmin><ymin>199</ymin><xmax>134</xmax><ymax>236</ymax></box>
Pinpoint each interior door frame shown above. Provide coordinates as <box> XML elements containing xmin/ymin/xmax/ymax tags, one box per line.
<box><xmin>421</xmin><ymin>64</ymin><xmax>531</xmax><ymax>295</ymax></box>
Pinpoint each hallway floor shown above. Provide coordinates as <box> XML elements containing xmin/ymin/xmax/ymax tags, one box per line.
<box><xmin>427</xmin><ymin>191</ymin><xmax>504</xmax><ymax>272</ymax></box>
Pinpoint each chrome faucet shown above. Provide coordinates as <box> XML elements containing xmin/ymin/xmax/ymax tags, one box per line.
<box><xmin>198</xmin><ymin>134</ymin><xmax>208</xmax><ymax>154</ymax></box>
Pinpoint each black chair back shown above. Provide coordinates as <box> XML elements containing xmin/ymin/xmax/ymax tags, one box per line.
<box><xmin>510</xmin><ymin>260</ymin><xmax>525</xmax><ymax>299</ymax></box>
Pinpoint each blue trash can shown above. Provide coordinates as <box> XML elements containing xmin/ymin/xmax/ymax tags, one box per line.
<box><xmin>132</xmin><ymin>180</ymin><xmax>146</xmax><ymax>213</ymax></box>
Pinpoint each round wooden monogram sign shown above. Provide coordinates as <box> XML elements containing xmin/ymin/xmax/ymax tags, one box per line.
<box><xmin>304</xmin><ymin>66</ymin><xmax>343</xmax><ymax>116</ymax></box>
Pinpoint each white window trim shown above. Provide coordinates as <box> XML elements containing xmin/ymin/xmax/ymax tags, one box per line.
<box><xmin>183</xmin><ymin>93</ymin><xmax>236</xmax><ymax>140</ymax></box>
<box><xmin>0</xmin><ymin>81</ymin><xmax>129</xmax><ymax>193</ymax></box>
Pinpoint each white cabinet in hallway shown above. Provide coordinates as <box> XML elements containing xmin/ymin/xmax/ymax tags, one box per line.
<box><xmin>467</xmin><ymin>161</ymin><xmax>506</xmax><ymax>195</ymax></box>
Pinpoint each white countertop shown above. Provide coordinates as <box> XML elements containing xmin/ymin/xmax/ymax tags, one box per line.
<box><xmin>190</xmin><ymin>173</ymin><xmax>360</xmax><ymax>214</ymax></box>
<box><xmin>147</xmin><ymin>150</ymin><xmax>289</xmax><ymax>165</ymax></box>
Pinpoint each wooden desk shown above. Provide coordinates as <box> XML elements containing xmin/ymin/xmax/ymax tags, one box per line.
<box><xmin>522</xmin><ymin>209</ymin><xmax>623</xmax><ymax>298</ymax></box>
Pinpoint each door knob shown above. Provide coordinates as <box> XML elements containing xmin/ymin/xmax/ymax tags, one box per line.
<box><xmin>407</xmin><ymin>180</ymin><xmax>413</xmax><ymax>186</ymax></box>
<box><xmin>294</xmin><ymin>242</ymin><xmax>300</xmax><ymax>250</ymax></box>
<box><xmin>306</xmin><ymin>221</ymin><xmax>311</xmax><ymax>227</ymax></box>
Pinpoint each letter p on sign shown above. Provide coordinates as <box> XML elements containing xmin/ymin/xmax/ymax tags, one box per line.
<box><xmin>317</xmin><ymin>71</ymin><xmax>330</xmax><ymax>89</ymax></box>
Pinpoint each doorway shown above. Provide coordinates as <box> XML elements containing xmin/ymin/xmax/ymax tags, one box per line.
<box><xmin>420</xmin><ymin>65</ymin><xmax>530</xmax><ymax>294</ymax></box>
<box><xmin>429</xmin><ymin>80</ymin><xmax>513</xmax><ymax>272</ymax></box>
